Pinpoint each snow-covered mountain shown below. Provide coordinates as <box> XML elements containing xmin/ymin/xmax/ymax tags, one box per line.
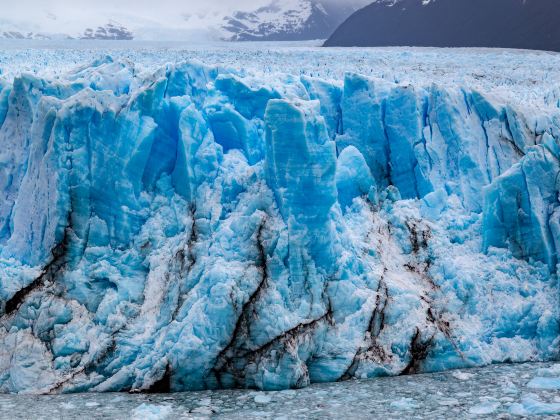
<box><xmin>0</xmin><ymin>31</ymin><xmax>47</xmax><ymax>40</ymax></box>
<box><xmin>81</xmin><ymin>23</ymin><xmax>133</xmax><ymax>41</ymax></box>
<box><xmin>0</xmin><ymin>19</ymin><xmax>136</xmax><ymax>41</ymax></box>
<box><xmin>0</xmin><ymin>22</ymin><xmax>57</xmax><ymax>40</ymax></box>
<box><xmin>0</xmin><ymin>27</ymin><xmax>133</xmax><ymax>41</ymax></box>
<box><xmin>0</xmin><ymin>0</ymin><xmax>361</xmax><ymax>42</ymax></box>
<box><xmin>222</xmin><ymin>0</ymin><xmax>357</xmax><ymax>41</ymax></box>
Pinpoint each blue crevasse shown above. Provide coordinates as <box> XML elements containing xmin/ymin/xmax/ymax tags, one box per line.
<box><xmin>0</xmin><ymin>57</ymin><xmax>559</xmax><ymax>393</ymax></box>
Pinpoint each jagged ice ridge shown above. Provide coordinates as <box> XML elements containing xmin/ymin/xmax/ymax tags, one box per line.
<box><xmin>1</xmin><ymin>47</ymin><xmax>560</xmax><ymax>393</ymax></box>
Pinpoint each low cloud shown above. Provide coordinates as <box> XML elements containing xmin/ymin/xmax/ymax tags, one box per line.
<box><xmin>0</xmin><ymin>0</ymin><xmax>372</xmax><ymax>40</ymax></box>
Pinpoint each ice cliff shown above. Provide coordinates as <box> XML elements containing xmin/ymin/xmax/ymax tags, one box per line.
<box><xmin>1</xmin><ymin>52</ymin><xmax>559</xmax><ymax>393</ymax></box>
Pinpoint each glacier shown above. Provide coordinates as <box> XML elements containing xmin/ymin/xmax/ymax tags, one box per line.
<box><xmin>0</xmin><ymin>45</ymin><xmax>560</xmax><ymax>393</ymax></box>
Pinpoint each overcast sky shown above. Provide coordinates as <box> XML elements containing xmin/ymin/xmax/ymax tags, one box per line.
<box><xmin>2</xmin><ymin>0</ymin><xmax>370</xmax><ymax>23</ymax></box>
<box><xmin>0</xmin><ymin>0</ymin><xmax>370</xmax><ymax>39</ymax></box>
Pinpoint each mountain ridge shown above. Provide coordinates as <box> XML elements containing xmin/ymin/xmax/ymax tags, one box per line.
<box><xmin>222</xmin><ymin>0</ymin><xmax>357</xmax><ymax>41</ymax></box>
<box><xmin>324</xmin><ymin>0</ymin><xmax>560</xmax><ymax>52</ymax></box>
<box><xmin>0</xmin><ymin>0</ymin><xmax>362</xmax><ymax>42</ymax></box>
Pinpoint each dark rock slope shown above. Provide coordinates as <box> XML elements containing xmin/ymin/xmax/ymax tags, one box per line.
<box><xmin>324</xmin><ymin>0</ymin><xmax>560</xmax><ymax>52</ymax></box>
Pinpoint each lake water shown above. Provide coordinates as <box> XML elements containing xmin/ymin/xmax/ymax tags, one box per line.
<box><xmin>2</xmin><ymin>362</ymin><xmax>560</xmax><ymax>419</ymax></box>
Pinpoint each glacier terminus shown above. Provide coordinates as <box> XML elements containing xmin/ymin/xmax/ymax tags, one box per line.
<box><xmin>0</xmin><ymin>44</ymin><xmax>559</xmax><ymax>394</ymax></box>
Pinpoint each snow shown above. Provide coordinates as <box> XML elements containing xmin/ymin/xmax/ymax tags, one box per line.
<box><xmin>1</xmin><ymin>0</ymin><xmax>364</xmax><ymax>42</ymax></box>
<box><xmin>0</xmin><ymin>0</ymin><xmax>277</xmax><ymax>41</ymax></box>
<box><xmin>0</xmin><ymin>43</ymin><xmax>560</xmax><ymax>394</ymax></box>
<box><xmin>224</xmin><ymin>0</ymin><xmax>314</xmax><ymax>39</ymax></box>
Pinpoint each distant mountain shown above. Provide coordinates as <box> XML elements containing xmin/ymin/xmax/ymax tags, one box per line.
<box><xmin>0</xmin><ymin>0</ymin><xmax>362</xmax><ymax>43</ymax></box>
<box><xmin>0</xmin><ymin>21</ymin><xmax>133</xmax><ymax>41</ymax></box>
<box><xmin>222</xmin><ymin>0</ymin><xmax>358</xmax><ymax>41</ymax></box>
<box><xmin>81</xmin><ymin>23</ymin><xmax>133</xmax><ymax>41</ymax></box>
<box><xmin>324</xmin><ymin>0</ymin><xmax>560</xmax><ymax>52</ymax></box>
<box><xmin>0</xmin><ymin>31</ymin><xmax>50</xmax><ymax>40</ymax></box>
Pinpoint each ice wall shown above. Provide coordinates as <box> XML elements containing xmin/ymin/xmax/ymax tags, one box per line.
<box><xmin>0</xmin><ymin>57</ymin><xmax>559</xmax><ymax>393</ymax></box>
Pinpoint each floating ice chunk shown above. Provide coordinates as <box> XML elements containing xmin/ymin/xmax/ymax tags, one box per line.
<box><xmin>509</xmin><ymin>395</ymin><xmax>560</xmax><ymax>416</ymax></box>
<box><xmin>254</xmin><ymin>393</ymin><xmax>272</xmax><ymax>404</ymax></box>
<box><xmin>535</xmin><ymin>364</ymin><xmax>560</xmax><ymax>377</ymax></box>
<box><xmin>469</xmin><ymin>401</ymin><xmax>500</xmax><ymax>415</ymax></box>
<box><xmin>527</xmin><ymin>377</ymin><xmax>560</xmax><ymax>390</ymax></box>
<box><xmin>451</xmin><ymin>370</ymin><xmax>475</xmax><ymax>381</ymax></box>
<box><xmin>131</xmin><ymin>403</ymin><xmax>172</xmax><ymax>420</ymax></box>
<box><xmin>501</xmin><ymin>380</ymin><xmax>519</xmax><ymax>395</ymax></box>
<box><xmin>390</xmin><ymin>397</ymin><xmax>418</xmax><ymax>410</ymax></box>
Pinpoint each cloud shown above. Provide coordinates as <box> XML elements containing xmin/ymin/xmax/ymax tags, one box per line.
<box><xmin>3</xmin><ymin>0</ymin><xmax>275</xmax><ymax>23</ymax></box>
<box><xmin>2</xmin><ymin>0</ymin><xmax>371</xmax><ymax>22</ymax></box>
<box><xmin>0</xmin><ymin>0</ymin><xmax>372</xmax><ymax>40</ymax></box>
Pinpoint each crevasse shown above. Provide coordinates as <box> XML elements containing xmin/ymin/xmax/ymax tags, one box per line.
<box><xmin>0</xmin><ymin>57</ymin><xmax>559</xmax><ymax>393</ymax></box>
